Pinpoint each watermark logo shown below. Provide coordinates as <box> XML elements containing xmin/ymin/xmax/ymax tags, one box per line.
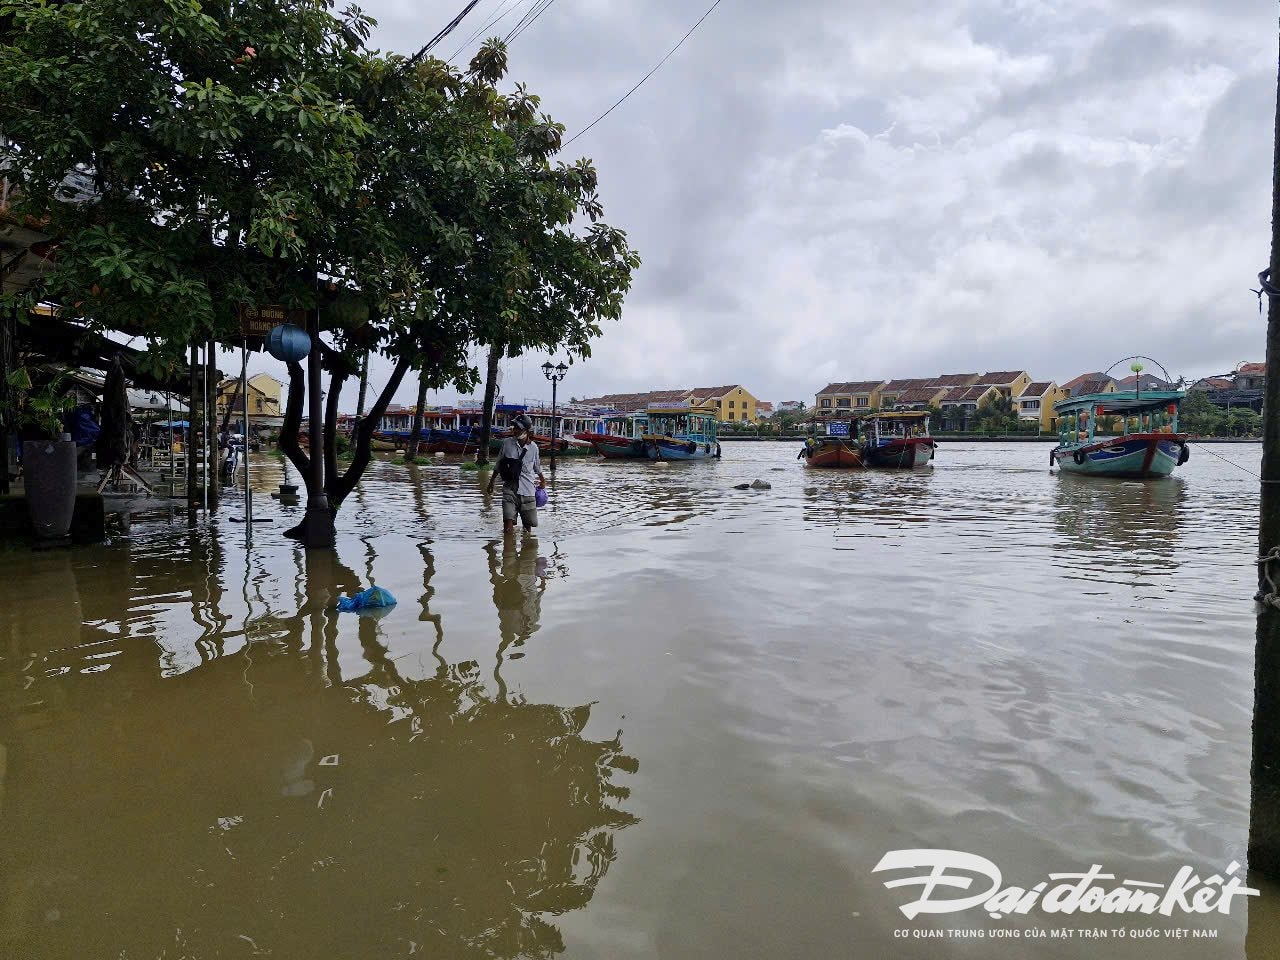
<box><xmin>873</xmin><ymin>849</ymin><xmax>1258</xmax><ymax>921</ymax></box>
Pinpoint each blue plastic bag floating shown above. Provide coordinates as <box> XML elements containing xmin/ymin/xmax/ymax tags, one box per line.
<box><xmin>535</xmin><ymin>487</ymin><xmax>548</xmax><ymax>508</ymax></box>
<box><xmin>336</xmin><ymin>585</ymin><xmax>397</xmax><ymax>613</ymax></box>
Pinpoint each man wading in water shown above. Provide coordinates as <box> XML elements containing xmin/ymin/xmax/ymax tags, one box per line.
<box><xmin>486</xmin><ymin>414</ymin><xmax>546</xmax><ymax>537</ymax></box>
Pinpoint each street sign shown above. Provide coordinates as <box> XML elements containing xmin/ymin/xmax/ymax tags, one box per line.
<box><xmin>238</xmin><ymin>304</ymin><xmax>306</xmax><ymax>338</ymax></box>
<box><xmin>827</xmin><ymin>421</ymin><xmax>851</xmax><ymax>437</ymax></box>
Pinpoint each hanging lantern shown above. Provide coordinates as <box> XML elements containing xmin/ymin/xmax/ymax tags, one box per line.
<box><xmin>1167</xmin><ymin>403</ymin><xmax>1177</xmax><ymax>415</ymax></box>
<box><xmin>266</xmin><ymin>323</ymin><xmax>312</xmax><ymax>362</ymax></box>
<box><xmin>1094</xmin><ymin>406</ymin><xmax>1105</xmax><ymax>418</ymax></box>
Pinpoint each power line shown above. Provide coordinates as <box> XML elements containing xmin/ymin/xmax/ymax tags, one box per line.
<box><xmin>448</xmin><ymin>0</ymin><xmax>530</xmax><ymax>64</ymax></box>
<box><xmin>403</xmin><ymin>0</ymin><xmax>485</xmax><ymax>71</ymax></box>
<box><xmin>503</xmin><ymin>0</ymin><xmax>558</xmax><ymax>46</ymax></box>
<box><xmin>564</xmin><ymin>0</ymin><xmax>727</xmax><ymax>148</ymax></box>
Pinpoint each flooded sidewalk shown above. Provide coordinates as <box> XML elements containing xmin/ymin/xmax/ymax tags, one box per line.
<box><xmin>0</xmin><ymin>442</ymin><xmax>1275</xmax><ymax>958</ymax></box>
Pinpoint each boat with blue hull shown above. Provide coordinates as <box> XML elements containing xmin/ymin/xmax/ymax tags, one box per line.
<box><xmin>583</xmin><ymin>412</ymin><xmax>650</xmax><ymax>459</ymax></box>
<box><xmin>641</xmin><ymin>404</ymin><xmax>721</xmax><ymax>461</ymax></box>
<box><xmin>1051</xmin><ymin>389</ymin><xmax>1189</xmax><ymax>479</ymax></box>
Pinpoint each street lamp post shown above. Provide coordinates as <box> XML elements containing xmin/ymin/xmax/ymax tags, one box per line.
<box><xmin>541</xmin><ymin>360</ymin><xmax>568</xmax><ymax>474</ymax></box>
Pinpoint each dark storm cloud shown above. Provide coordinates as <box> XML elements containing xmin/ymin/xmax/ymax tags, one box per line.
<box><xmin>240</xmin><ymin>0</ymin><xmax>1277</xmax><ymax>406</ymax></box>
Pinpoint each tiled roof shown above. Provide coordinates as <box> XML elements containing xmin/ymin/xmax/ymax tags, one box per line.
<box><xmin>1239</xmin><ymin>362</ymin><xmax>1265</xmax><ymax>375</ymax></box>
<box><xmin>756</xmin><ymin>401</ymin><xmax>774</xmax><ymax>411</ymax></box>
<box><xmin>687</xmin><ymin>384</ymin><xmax>741</xmax><ymax>400</ymax></box>
<box><xmin>979</xmin><ymin>370</ymin><xmax>1028</xmax><ymax>385</ymax></box>
<box><xmin>1070</xmin><ymin>377</ymin><xmax>1113</xmax><ymax>396</ymax></box>
<box><xmin>927</xmin><ymin>373</ymin><xmax>980</xmax><ymax>387</ymax></box>
<box><xmin>896</xmin><ymin>387</ymin><xmax>944</xmax><ymax>404</ymax></box>
<box><xmin>1196</xmin><ymin>377</ymin><xmax>1234</xmax><ymax>389</ymax></box>
<box><xmin>817</xmin><ymin>380</ymin><xmax>885</xmax><ymax>395</ymax></box>
<box><xmin>1021</xmin><ymin>381</ymin><xmax>1055</xmax><ymax>397</ymax></box>
<box><xmin>881</xmin><ymin>378</ymin><xmax>932</xmax><ymax>392</ymax></box>
<box><xmin>941</xmin><ymin>385</ymin><xmax>993</xmax><ymax>403</ymax></box>
<box><xmin>1063</xmin><ymin>372</ymin><xmax>1106</xmax><ymax>390</ymax></box>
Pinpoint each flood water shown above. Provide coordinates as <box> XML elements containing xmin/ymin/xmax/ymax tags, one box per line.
<box><xmin>1</xmin><ymin>440</ymin><xmax>1277</xmax><ymax>959</ymax></box>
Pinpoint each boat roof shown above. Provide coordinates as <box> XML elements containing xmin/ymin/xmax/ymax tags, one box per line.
<box><xmin>647</xmin><ymin>405</ymin><xmax>715</xmax><ymax>415</ymax></box>
<box><xmin>1055</xmin><ymin>389</ymin><xmax>1184</xmax><ymax>413</ymax></box>
<box><xmin>859</xmin><ymin>410</ymin><xmax>930</xmax><ymax>420</ymax></box>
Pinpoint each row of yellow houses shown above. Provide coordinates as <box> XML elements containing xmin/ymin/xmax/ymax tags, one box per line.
<box><xmin>815</xmin><ymin>372</ymin><xmax>1068</xmax><ymax>431</ymax></box>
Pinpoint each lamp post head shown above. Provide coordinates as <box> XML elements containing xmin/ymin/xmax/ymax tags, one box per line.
<box><xmin>541</xmin><ymin>361</ymin><xmax>553</xmax><ymax>379</ymax></box>
<box><xmin>555</xmin><ymin>362</ymin><xmax>568</xmax><ymax>379</ymax></box>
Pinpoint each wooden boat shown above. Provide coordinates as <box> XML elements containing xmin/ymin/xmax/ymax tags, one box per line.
<box><xmin>641</xmin><ymin>404</ymin><xmax>721</xmax><ymax>461</ymax></box>
<box><xmin>799</xmin><ymin>433</ymin><xmax>864</xmax><ymax>468</ymax></box>
<box><xmin>582</xmin><ymin>412</ymin><xmax>650</xmax><ymax>459</ymax></box>
<box><xmin>857</xmin><ymin>411</ymin><xmax>936</xmax><ymax>468</ymax></box>
<box><xmin>1051</xmin><ymin>390</ymin><xmax>1189</xmax><ymax>479</ymax></box>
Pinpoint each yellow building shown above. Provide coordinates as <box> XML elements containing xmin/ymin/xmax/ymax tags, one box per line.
<box><xmin>687</xmin><ymin>384</ymin><xmax>759</xmax><ymax>423</ymax></box>
<box><xmin>1017</xmin><ymin>381</ymin><xmax>1067</xmax><ymax>432</ymax></box>
<box><xmin>216</xmin><ymin>373</ymin><xmax>283</xmax><ymax>421</ymax></box>
<box><xmin>814</xmin><ymin>380</ymin><xmax>887</xmax><ymax>416</ymax></box>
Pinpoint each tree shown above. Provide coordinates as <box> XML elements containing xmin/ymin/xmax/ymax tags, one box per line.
<box><xmin>1228</xmin><ymin>407</ymin><xmax>1262</xmax><ymax>437</ymax></box>
<box><xmin>1180</xmin><ymin>391</ymin><xmax>1226</xmax><ymax>437</ymax></box>
<box><xmin>0</xmin><ymin>2</ymin><xmax>637</xmax><ymax>531</ymax></box>
<box><xmin>972</xmin><ymin>393</ymin><xmax>1016</xmax><ymax>432</ymax></box>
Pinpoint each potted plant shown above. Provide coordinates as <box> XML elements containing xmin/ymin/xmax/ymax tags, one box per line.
<box><xmin>9</xmin><ymin>368</ymin><xmax>78</xmax><ymax>542</ymax></box>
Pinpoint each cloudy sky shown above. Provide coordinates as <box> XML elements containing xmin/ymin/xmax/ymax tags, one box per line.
<box><xmin>240</xmin><ymin>0</ymin><xmax>1280</xmax><ymax>408</ymax></box>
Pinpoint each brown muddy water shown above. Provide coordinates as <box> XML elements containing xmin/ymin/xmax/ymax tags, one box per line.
<box><xmin>1</xmin><ymin>441</ymin><xmax>1277</xmax><ymax>959</ymax></box>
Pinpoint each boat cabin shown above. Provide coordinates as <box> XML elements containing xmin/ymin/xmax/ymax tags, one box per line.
<box><xmin>1054</xmin><ymin>390</ymin><xmax>1183</xmax><ymax>446</ymax></box>
<box><xmin>645</xmin><ymin>403</ymin><xmax>719</xmax><ymax>443</ymax></box>
<box><xmin>856</xmin><ymin>410</ymin><xmax>932</xmax><ymax>444</ymax></box>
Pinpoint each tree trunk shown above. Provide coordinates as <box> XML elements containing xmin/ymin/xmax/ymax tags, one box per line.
<box><xmin>407</xmin><ymin>367</ymin><xmax>429</xmax><ymax>460</ymax></box>
<box><xmin>279</xmin><ymin>359</ymin><xmax>310</xmax><ymax>483</ymax></box>
<box><xmin>356</xmin><ymin>352</ymin><xmax>369</xmax><ymax>418</ymax></box>
<box><xmin>475</xmin><ymin>343</ymin><xmax>502</xmax><ymax>466</ymax></box>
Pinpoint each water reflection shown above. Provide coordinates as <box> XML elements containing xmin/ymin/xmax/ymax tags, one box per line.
<box><xmin>1052</xmin><ymin>474</ymin><xmax>1185</xmax><ymax>560</ymax></box>
<box><xmin>0</xmin><ymin>539</ymin><xmax>636</xmax><ymax>959</ymax></box>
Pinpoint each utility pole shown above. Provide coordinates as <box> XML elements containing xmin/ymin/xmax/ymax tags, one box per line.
<box><xmin>1250</xmin><ymin>19</ymin><xmax>1280</xmax><ymax>879</ymax></box>
<box><xmin>300</xmin><ymin>302</ymin><xmax>333</xmax><ymax>548</ymax></box>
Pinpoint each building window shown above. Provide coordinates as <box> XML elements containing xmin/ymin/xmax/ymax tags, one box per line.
<box><xmin>821</xmin><ymin>398</ymin><xmax>831</xmax><ymax>408</ymax></box>
<box><xmin>857</xmin><ymin>397</ymin><xmax>868</xmax><ymax>406</ymax></box>
<box><xmin>837</xmin><ymin>398</ymin><xmax>851</xmax><ymax>408</ymax></box>
<box><xmin>1023</xmin><ymin>399</ymin><xmax>1040</xmax><ymax>410</ymax></box>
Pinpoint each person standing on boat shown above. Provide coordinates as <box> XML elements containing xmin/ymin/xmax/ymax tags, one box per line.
<box><xmin>487</xmin><ymin>413</ymin><xmax>545</xmax><ymax>536</ymax></box>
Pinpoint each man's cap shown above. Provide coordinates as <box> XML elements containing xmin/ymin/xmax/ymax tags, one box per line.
<box><xmin>511</xmin><ymin>414</ymin><xmax>534</xmax><ymax>434</ymax></box>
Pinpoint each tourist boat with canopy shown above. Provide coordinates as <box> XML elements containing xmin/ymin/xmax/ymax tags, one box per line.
<box><xmin>641</xmin><ymin>403</ymin><xmax>722</xmax><ymax>461</ymax></box>
<box><xmin>583</xmin><ymin>412</ymin><xmax>650</xmax><ymax>459</ymax></box>
<box><xmin>798</xmin><ymin>421</ymin><xmax>864</xmax><ymax>468</ymax></box>
<box><xmin>857</xmin><ymin>410</ymin><xmax>936</xmax><ymax>468</ymax></box>
<box><xmin>1051</xmin><ymin>390</ymin><xmax>1189</xmax><ymax>478</ymax></box>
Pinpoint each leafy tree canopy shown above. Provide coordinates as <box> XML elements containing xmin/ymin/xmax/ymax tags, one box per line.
<box><xmin>0</xmin><ymin>0</ymin><xmax>639</xmax><ymax>513</ymax></box>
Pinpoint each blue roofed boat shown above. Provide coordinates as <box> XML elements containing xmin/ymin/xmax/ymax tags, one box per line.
<box><xmin>641</xmin><ymin>403</ymin><xmax>721</xmax><ymax>461</ymax></box>
<box><xmin>1051</xmin><ymin>389</ymin><xmax>1189</xmax><ymax>479</ymax></box>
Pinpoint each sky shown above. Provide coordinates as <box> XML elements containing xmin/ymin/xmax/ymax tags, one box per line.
<box><xmin>235</xmin><ymin>0</ymin><xmax>1280</xmax><ymax>410</ymax></box>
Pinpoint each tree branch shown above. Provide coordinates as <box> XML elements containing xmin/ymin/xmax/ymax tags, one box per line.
<box><xmin>278</xmin><ymin>359</ymin><xmax>310</xmax><ymax>483</ymax></box>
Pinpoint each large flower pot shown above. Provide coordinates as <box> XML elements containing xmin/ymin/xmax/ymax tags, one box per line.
<box><xmin>23</xmin><ymin>433</ymin><xmax>78</xmax><ymax>542</ymax></box>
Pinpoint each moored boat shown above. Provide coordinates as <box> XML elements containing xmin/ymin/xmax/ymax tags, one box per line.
<box><xmin>857</xmin><ymin>411</ymin><xmax>936</xmax><ymax>468</ymax></box>
<box><xmin>799</xmin><ymin>434</ymin><xmax>865</xmax><ymax>468</ymax></box>
<box><xmin>641</xmin><ymin>404</ymin><xmax>721</xmax><ymax>461</ymax></box>
<box><xmin>1052</xmin><ymin>389</ymin><xmax>1189</xmax><ymax>479</ymax></box>
<box><xmin>583</xmin><ymin>412</ymin><xmax>650</xmax><ymax>459</ymax></box>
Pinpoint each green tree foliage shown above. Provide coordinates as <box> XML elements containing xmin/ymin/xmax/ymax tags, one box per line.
<box><xmin>971</xmin><ymin>393</ymin><xmax>1017</xmax><ymax>432</ymax></box>
<box><xmin>0</xmin><ymin>0</ymin><xmax>638</xmax><ymax>513</ymax></box>
<box><xmin>1180</xmin><ymin>391</ymin><xmax>1226</xmax><ymax>436</ymax></box>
